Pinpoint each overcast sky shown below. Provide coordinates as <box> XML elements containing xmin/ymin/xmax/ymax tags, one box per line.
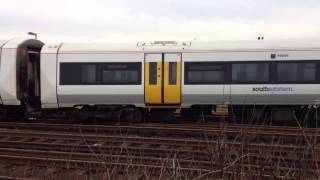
<box><xmin>1</xmin><ymin>0</ymin><xmax>320</xmax><ymax>43</ymax></box>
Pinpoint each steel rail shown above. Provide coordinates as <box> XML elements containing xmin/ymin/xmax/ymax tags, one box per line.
<box><xmin>0</xmin><ymin>122</ymin><xmax>319</xmax><ymax>138</ymax></box>
<box><xmin>0</xmin><ymin>139</ymin><xmax>318</xmax><ymax>166</ymax></box>
<box><xmin>0</xmin><ymin>123</ymin><xmax>318</xmax><ymax>178</ymax></box>
<box><xmin>0</xmin><ymin>129</ymin><xmax>318</xmax><ymax>150</ymax></box>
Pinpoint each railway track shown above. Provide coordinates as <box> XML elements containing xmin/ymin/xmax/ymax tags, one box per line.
<box><xmin>0</xmin><ymin>129</ymin><xmax>318</xmax><ymax>161</ymax></box>
<box><xmin>0</xmin><ymin>121</ymin><xmax>319</xmax><ymax>138</ymax></box>
<box><xmin>0</xmin><ymin>121</ymin><xmax>319</xmax><ymax>146</ymax></box>
<box><xmin>0</xmin><ymin>122</ymin><xmax>319</xmax><ymax>178</ymax></box>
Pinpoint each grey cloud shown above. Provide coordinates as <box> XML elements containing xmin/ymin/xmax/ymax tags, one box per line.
<box><xmin>1</xmin><ymin>0</ymin><xmax>320</xmax><ymax>42</ymax></box>
<box><xmin>120</xmin><ymin>0</ymin><xmax>320</xmax><ymax>22</ymax></box>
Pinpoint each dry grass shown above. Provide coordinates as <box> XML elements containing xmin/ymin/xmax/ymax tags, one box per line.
<box><xmin>0</xmin><ymin>128</ymin><xmax>319</xmax><ymax>180</ymax></box>
<box><xmin>1</xmin><ymin>109</ymin><xmax>320</xmax><ymax>179</ymax></box>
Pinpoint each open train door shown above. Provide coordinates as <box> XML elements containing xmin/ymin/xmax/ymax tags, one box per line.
<box><xmin>144</xmin><ymin>53</ymin><xmax>181</xmax><ymax>105</ymax></box>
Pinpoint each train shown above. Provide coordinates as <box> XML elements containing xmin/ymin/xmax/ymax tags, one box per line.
<box><xmin>1</xmin><ymin>38</ymin><xmax>320</xmax><ymax>126</ymax></box>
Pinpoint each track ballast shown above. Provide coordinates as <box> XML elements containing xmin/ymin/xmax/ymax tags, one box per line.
<box><xmin>0</xmin><ymin>121</ymin><xmax>319</xmax><ymax>179</ymax></box>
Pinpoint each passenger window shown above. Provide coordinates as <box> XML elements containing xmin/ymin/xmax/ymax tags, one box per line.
<box><xmin>81</xmin><ymin>64</ymin><xmax>96</xmax><ymax>84</ymax></box>
<box><xmin>149</xmin><ymin>62</ymin><xmax>157</xmax><ymax>85</ymax></box>
<box><xmin>185</xmin><ymin>62</ymin><xmax>225</xmax><ymax>84</ymax></box>
<box><xmin>60</xmin><ymin>62</ymin><xmax>141</xmax><ymax>85</ymax></box>
<box><xmin>277</xmin><ymin>62</ymin><xmax>316</xmax><ymax>83</ymax></box>
<box><xmin>101</xmin><ymin>63</ymin><xmax>141</xmax><ymax>85</ymax></box>
<box><xmin>60</xmin><ymin>63</ymin><xmax>81</xmax><ymax>85</ymax></box>
<box><xmin>169</xmin><ymin>62</ymin><xmax>177</xmax><ymax>85</ymax></box>
<box><xmin>102</xmin><ymin>70</ymin><xmax>138</xmax><ymax>84</ymax></box>
<box><xmin>232</xmin><ymin>63</ymin><xmax>269</xmax><ymax>83</ymax></box>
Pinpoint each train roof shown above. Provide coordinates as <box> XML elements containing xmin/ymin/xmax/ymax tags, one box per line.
<box><xmin>59</xmin><ymin>42</ymin><xmax>142</xmax><ymax>53</ymax></box>
<box><xmin>54</xmin><ymin>39</ymin><xmax>320</xmax><ymax>54</ymax></box>
<box><xmin>0</xmin><ymin>38</ymin><xmax>43</xmax><ymax>49</ymax></box>
<box><xmin>0</xmin><ymin>40</ymin><xmax>9</xmax><ymax>48</ymax></box>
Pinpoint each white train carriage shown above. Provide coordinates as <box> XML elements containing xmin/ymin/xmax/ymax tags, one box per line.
<box><xmin>182</xmin><ymin>41</ymin><xmax>320</xmax><ymax>106</ymax></box>
<box><xmin>181</xmin><ymin>41</ymin><xmax>320</xmax><ymax>124</ymax></box>
<box><xmin>0</xmin><ymin>38</ymin><xmax>44</xmax><ymax>117</ymax></box>
<box><xmin>40</xmin><ymin>40</ymin><xmax>320</xmax><ymax>123</ymax></box>
<box><xmin>41</xmin><ymin>43</ymin><xmax>145</xmax><ymax>109</ymax></box>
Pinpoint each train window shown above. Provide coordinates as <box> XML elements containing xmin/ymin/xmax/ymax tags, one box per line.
<box><xmin>102</xmin><ymin>70</ymin><xmax>139</xmax><ymax>84</ymax></box>
<box><xmin>60</xmin><ymin>62</ymin><xmax>141</xmax><ymax>85</ymax></box>
<box><xmin>169</xmin><ymin>62</ymin><xmax>177</xmax><ymax>85</ymax></box>
<box><xmin>149</xmin><ymin>62</ymin><xmax>157</xmax><ymax>85</ymax></box>
<box><xmin>232</xmin><ymin>63</ymin><xmax>269</xmax><ymax>83</ymax></box>
<box><xmin>276</xmin><ymin>62</ymin><xmax>316</xmax><ymax>83</ymax></box>
<box><xmin>60</xmin><ymin>63</ymin><xmax>81</xmax><ymax>85</ymax></box>
<box><xmin>185</xmin><ymin>62</ymin><xmax>225</xmax><ymax>84</ymax></box>
<box><xmin>81</xmin><ymin>64</ymin><xmax>96</xmax><ymax>84</ymax></box>
<box><xmin>101</xmin><ymin>62</ymin><xmax>141</xmax><ymax>85</ymax></box>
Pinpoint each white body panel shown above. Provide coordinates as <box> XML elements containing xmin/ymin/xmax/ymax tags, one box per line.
<box><xmin>229</xmin><ymin>84</ymin><xmax>320</xmax><ymax>105</ymax></box>
<box><xmin>40</xmin><ymin>40</ymin><xmax>320</xmax><ymax>109</ymax></box>
<box><xmin>225</xmin><ymin>51</ymin><xmax>320</xmax><ymax>105</ymax></box>
<box><xmin>0</xmin><ymin>39</ymin><xmax>25</xmax><ymax>105</ymax></box>
<box><xmin>145</xmin><ymin>54</ymin><xmax>161</xmax><ymax>62</ymax></box>
<box><xmin>183</xmin><ymin>50</ymin><xmax>320</xmax><ymax>105</ymax></box>
<box><xmin>56</xmin><ymin>44</ymin><xmax>145</xmax><ymax>107</ymax></box>
<box><xmin>40</xmin><ymin>43</ymin><xmax>62</xmax><ymax>108</ymax></box>
<box><xmin>0</xmin><ymin>40</ymin><xmax>10</xmax><ymax>105</ymax></box>
<box><xmin>182</xmin><ymin>53</ymin><xmax>225</xmax><ymax>106</ymax></box>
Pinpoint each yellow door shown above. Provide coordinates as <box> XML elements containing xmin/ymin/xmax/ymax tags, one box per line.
<box><xmin>145</xmin><ymin>54</ymin><xmax>162</xmax><ymax>104</ymax></box>
<box><xmin>144</xmin><ymin>53</ymin><xmax>181</xmax><ymax>105</ymax></box>
<box><xmin>164</xmin><ymin>54</ymin><xmax>181</xmax><ymax>104</ymax></box>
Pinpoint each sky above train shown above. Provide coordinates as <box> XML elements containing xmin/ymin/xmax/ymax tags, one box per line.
<box><xmin>1</xmin><ymin>0</ymin><xmax>320</xmax><ymax>43</ymax></box>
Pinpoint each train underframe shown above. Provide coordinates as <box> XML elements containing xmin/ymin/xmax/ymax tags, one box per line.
<box><xmin>230</xmin><ymin>105</ymin><xmax>320</xmax><ymax>127</ymax></box>
<box><xmin>39</xmin><ymin>104</ymin><xmax>320</xmax><ymax>127</ymax></box>
<box><xmin>0</xmin><ymin>104</ymin><xmax>319</xmax><ymax>128</ymax></box>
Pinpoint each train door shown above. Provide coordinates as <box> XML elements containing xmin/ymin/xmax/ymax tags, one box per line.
<box><xmin>144</xmin><ymin>53</ymin><xmax>181</xmax><ymax>105</ymax></box>
<box><xmin>26</xmin><ymin>50</ymin><xmax>41</xmax><ymax>110</ymax></box>
<box><xmin>163</xmin><ymin>54</ymin><xmax>181</xmax><ymax>104</ymax></box>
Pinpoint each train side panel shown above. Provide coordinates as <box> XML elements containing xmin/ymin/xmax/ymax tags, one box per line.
<box><xmin>0</xmin><ymin>40</ymin><xmax>20</xmax><ymax>105</ymax></box>
<box><xmin>228</xmin><ymin>51</ymin><xmax>320</xmax><ymax>105</ymax></box>
<box><xmin>233</xmin><ymin>84</ymin><xmax>320</xmax><ymax>105</ymax></box>
<box><xmin>40</xmin><ymin>44</ymin><xmax>61</xmax><ymax>109</ymax></box>
<box><xmin>182</xmin><ymin>50</ymin><xmax>320</xmax><ymax>106</ymax></box>
<box><xmin>182</xmin><ymin>52</ymin><xmax>269</xmax><ymax>106</ymax></box>
<box><xmin>182</xmin><ymin>53</ymin><xmax>226</xmax><ymax>106</ymax></box>
<box><xmin>57</xmin><ymin>53</ymin><xmax>145</xmax><ymax>108</ymax></box>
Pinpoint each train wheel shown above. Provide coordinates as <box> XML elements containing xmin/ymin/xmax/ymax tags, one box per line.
<box><xmin>119</xmin><ymin>107</ymin><xmax>143</xmax><ymax>123</ymax></box>
<box><xmin>66</xmin><ymin>109</ymin><xmax>82</xmax><ymax>123</ymax></box>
